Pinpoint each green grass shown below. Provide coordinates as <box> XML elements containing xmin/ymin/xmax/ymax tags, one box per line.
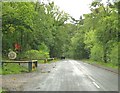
<box><xmin>0</xmin><ymin>88</ymin><xmax>6</xmax><ymax>93</ymax></box>
<box><xmin>1</xmin><ymin>63</ymin><xmax>28</xmax><ymax>75</ymax></box>
<box><xmin>82</xmin><ymin>59</ymin><xmax>118</xmax><ymax>69</ymax></box>
<box><xmin>0</xmin><ymin>88</ymin><xmax>2</xmax><ymax>93</ymax></box>
<box><xmin>0</xmin><ymin>67</ymin><xmax>2</xmax><ymax>75</ymax></box>
<box><xmin>38</xmin><ymin>60</ymin><xmax>44</xmax><ymax>63</ymax></box>
<box><xmin>0</xmin><ymin>89</ymin><xmax>6</xmax><ymax>93</ymax></box>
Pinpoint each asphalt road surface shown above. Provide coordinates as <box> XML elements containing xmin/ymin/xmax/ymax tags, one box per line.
<box><xmin>23</xmin><ymin>60</ymin><xmax>118</xmax><ymax>91</ymax></box>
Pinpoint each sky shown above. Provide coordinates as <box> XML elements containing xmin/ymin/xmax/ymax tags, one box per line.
<box><xmin>52</xmin><ymin>0</ymin><xmax>93</xmax><ymax>20</ymax></box>
<box><xmin>40</xmin><ymin>0</ymin><xmax>116</xmax><ymax>20</ymax></box>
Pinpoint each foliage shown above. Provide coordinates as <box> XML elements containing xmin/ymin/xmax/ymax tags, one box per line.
<box><xmin>90</xmin><ymin>44</ymin><xmax>104</xmax><ymax>62</ymax></box>
<box><xmin>2</xmin><ymin>1</ymin><xmax>119</xmax><ymax>67</ymax></box>
<box><xmin>83</xmin><ymin>1</ymin><xmax>119</xmax><ymax>65</ymax></box>
<box><xmin>108</xmin><ymin>42</ymin><xmax>119</xmax><ymax>66</ymax></box>
<box><xmin>70</xmin><ymin>30</ymin><xmax>88</xmax><ymax>59</ymax></box>
<box><xmin>2</xmin><ymin>1</ymin><xmax>69</xmax><ymax>58</ymax></box>
<box><xmin>24</xmin><ymin>49</ymin><xmax>49</xmax><ymax>59</ymax></box>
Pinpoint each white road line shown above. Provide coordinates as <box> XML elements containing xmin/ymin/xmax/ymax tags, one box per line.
<box><xmin>88</xmin><ymin>76</ymin><xmax>95</xmax><ymax>82</ymax></box>
<box><xmin>93</xmin><ymin>82</ymin><xmax>100</xmax><ymax>89</ymax></box>
<box><xmin>70</xmin><ymin>60</ymin><xmax>101</xmax><ymax>89</ymax></box>
<box><xmin>88</xmin><ymin>75</ymin><xmax>100</xmax><ymax>89</ymax></box>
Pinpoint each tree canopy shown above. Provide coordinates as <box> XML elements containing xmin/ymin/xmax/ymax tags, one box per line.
<box><xmin>2</xmin><ymin>1</ymin><xmax>119</xmax><ymax>66</ymax></box>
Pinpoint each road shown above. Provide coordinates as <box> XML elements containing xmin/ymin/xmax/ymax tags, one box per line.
<box><xmin>23</xmin><ymin>60</ymin><xmax>118</xmax><ymax>91</ymax></box>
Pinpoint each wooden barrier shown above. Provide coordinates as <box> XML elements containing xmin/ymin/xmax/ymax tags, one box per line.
<box><xmin>26</xmin><ymin>58</ymin><xmax>54</xmax><ymax>63</ymax></box>
<box><xmin>1</xmin><ymin>58</ymin><xmax>54</xmax><ymax>72</ymax></box>
<box><xmin>29</xmin><ymin>58</ymin><xmax>54</xmax><ymax>61</ymax></box>
<box><xmin>2</xmin><ymin>60</ymin><xmax>38</xmax><ymax>72</ymax></box>
<box><xmin>44</xmin><ymin>58</ymin><xmax>54</xmax><ymax>63</ymax></box>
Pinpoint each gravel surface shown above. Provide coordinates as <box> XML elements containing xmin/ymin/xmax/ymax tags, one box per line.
<box><xmin>2</xmin><ymin>62</ymin><xmax>57</xmax><ymax>91</ymax></box>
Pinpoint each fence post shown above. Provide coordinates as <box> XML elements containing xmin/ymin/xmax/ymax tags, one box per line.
<box><xmin>28</xmin><ymin>61</ymin><xmax>32</xmax><ymax>72</ymax></box>
<box><xmin>34</xmin><ymin>61</ymin><xmax>37</xmax><ymax>67</ymax></box>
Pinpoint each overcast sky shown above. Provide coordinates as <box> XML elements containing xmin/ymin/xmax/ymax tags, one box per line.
<box><xmin>52</xmin><ymin>0</ymin><xmax>93</xmax><ymax>20</ymax></box>
<box><xmin>40</xmin><ymin>0</ymin><xmax>115</xmax><ymax>20</ymax></box>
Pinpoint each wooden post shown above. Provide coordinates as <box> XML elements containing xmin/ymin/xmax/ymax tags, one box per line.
<box><xmin>34</xmin><ymin>61</ymin><xmax>37</xmax><ymax>67</ymax></box>
<box><xmin>28</xmin><ymin>61</ymin><xmax>32</xmax><ymax>72</ymax></box>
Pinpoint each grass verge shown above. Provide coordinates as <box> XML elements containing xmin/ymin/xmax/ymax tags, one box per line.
<box><xmin>0</xmin><ymin>89</ymin><xmax>7</xmax><ymax>93</ymax></box>
<box><xmin>0</xmin><ymin>88</ymin><xmax>2</xmax><ymax>93</ymax></box>
<box><xmin>1</xmin><ymin>63</ymin><xmax>28</xmax><ymax>75</ymax></box>
<box><xmin>0</xmin><ymin>67</ymin><xmax>2</xmax><ymax>75</ymax></box>
<box><xmin>82</xmin><ymin>59</ymin><xmax>118</xmax><ymax>69</ymax></box>
<box><xmin>0</xmin><ymin>88</ymin><xmax>6</xmax><ymax>93</ymax></box>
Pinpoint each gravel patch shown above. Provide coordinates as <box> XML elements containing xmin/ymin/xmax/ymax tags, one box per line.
<box><xmin>2</xmin><ymin>62</ymin><xmax>57</xmax><ymax>91</ymax></box>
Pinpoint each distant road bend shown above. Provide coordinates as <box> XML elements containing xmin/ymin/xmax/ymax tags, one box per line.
<box><xmin>23</xmin><ymin>59</ymin><xmax>118</xmax><ymax>91</ymax></box>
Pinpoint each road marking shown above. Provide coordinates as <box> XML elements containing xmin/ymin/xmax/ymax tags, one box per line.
<box><xmin>87</xmin><ymin>75</ymin><xmax>100</xmax><ymax>89</ymax></box>
<box><xmin>88</xmin><ymin>76</ymin><xmax>95</xmax><ymax>82</ymax></box>
<box><xmin>69</xmin><ymin>60</ymin><xmax>100</xmax><ymax>89</ymax></box>
<box><xmin>93</xmin><ymin>82</ymin><xmax>100</xmax><ymax>89</ymax></box>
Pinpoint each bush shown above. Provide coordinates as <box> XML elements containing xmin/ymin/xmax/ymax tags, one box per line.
<box><xmin>24</xmin><ymin>49</ymin><xmax>49</xmax><ymax>59</ymax></box>
<box><xmin>25</xmin><ymin>50</ymin><xmax>40</xmax><ymax>59</ymax></box>
<box><xmin>109</xmin><ymin>43</ymin><xmax>119</xmax><ymax>66</ymax></box>
<box><xmin>16</xmin><ymin>43</ymin><xmax>50</xmax><ymax>60</ymax></box>
<box><xmin>90</xmin><ymin>44</ymin><xmax>104</xmax><ymax>62</ymax></box>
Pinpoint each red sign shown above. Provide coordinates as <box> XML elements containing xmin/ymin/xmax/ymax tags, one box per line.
<box><xmin>15</xmin><ymin>43</ymin><xmax>21</xmax><ymax>50</ymax></box>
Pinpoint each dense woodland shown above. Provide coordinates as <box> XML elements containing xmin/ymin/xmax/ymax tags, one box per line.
<box><xmin>2</xmin><ymin>1</ymin><xmax>119</xmax><ymax>66</ymax></box>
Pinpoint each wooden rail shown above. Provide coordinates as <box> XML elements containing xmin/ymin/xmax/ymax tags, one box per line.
<box><xmin>26</xmin><ymin>58</ymin><xmax>54</xmax><ymax>63</ymax></box>
<box><xmin>29</xmin><ymin>58</ymin><xmax>54</xmax><ymax>61</ymax></box>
